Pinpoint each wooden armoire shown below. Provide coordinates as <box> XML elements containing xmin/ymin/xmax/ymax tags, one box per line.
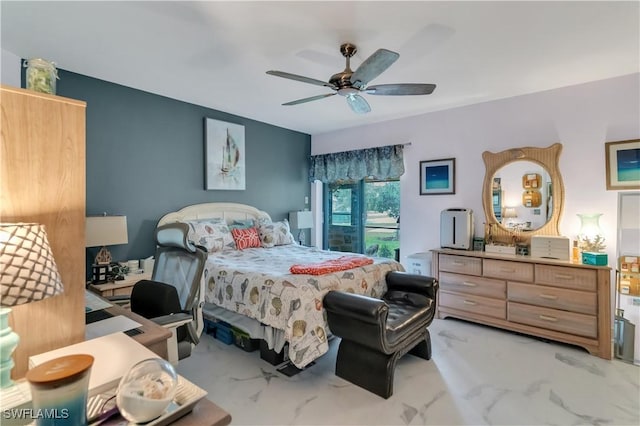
<box><xmin>1</xmin><ymin>85</ymin><xmax>86</xmax><ymax>378</ymax></box>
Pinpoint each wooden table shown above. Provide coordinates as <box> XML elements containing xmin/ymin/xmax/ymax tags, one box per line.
<box><xmin>89</xmin><ymin>295</ymin><xmax>172</xmax><ymax>360</ymax></box>
<box><xmin>88</xmin><ymin>271</ymin><xmax>152</xmax><ymax>297</ymax></box>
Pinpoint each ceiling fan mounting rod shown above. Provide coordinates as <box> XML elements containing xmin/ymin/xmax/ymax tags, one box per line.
<box><xmin>340</xmin><ymin>43</ymin><xmax>357</xmax><ymax>58</ymax></box>
<box><xmin>330</xmin><ymin>43</ymin><xmax>358</xmax><ymax>90</ymax></box>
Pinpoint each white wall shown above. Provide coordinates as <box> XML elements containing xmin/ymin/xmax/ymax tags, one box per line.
<box><xmin>1</xmin><ymin>48</ymin><xmax>21</xmax><ymax>87</ymax></box>
<box><xmin>312</xmin><ymin>73</ymin><xmax>640</xmax><ymax>268</ymax></box>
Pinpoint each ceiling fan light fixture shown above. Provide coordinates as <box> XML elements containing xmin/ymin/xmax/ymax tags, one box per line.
<box><xmin>337</xmin><ymin>87</ymin><xmax>359</xmax><ymax>97</ymax></box>
<box><xmin>346</xmin><ymin>93</ymin><xmax>371</xmax><ymax>114</ymax></box>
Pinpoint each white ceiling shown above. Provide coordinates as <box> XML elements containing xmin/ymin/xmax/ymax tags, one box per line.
<box><xmin>2</xmin><ymin>1</ymin><xmax>638</xmax><ymax>135</ymax></box>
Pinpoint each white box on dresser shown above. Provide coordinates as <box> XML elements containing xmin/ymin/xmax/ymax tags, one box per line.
<box><xmin>530</xmin><ymin>235</ymin><xmax>570</xmax><ymax>260</ymax></box>
<box><xmin>431</xmin><ymin>249</ymin><xmax>612</xmax><ymax>359</ymax></box>
<box><xmin>484</xmin><ymin>244</ymin><xmax>517</xmax><ymax>255</ymax></box>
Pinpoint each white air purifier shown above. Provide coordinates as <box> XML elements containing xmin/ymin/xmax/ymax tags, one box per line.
<box><xmin>440</xmin><ymin>208</ymin><xmax>474</xmax><ymax>250</ymax></box>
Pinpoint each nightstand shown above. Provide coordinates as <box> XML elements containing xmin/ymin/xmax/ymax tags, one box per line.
<box><xmin>88</xmin><ymin>271</ymin><xmax>152</xmax><ymax>297</ymax></box>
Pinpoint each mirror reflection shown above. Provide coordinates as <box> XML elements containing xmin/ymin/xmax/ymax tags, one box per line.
<box><xmin>492</xmin><ymin>160</ymin><xmax>552</xmax><ymax>231</ymax></box>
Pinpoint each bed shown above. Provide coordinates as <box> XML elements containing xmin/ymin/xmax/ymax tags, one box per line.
<box><xmin>157</xmin><ymin>202</ymin><xmax>404</xmax><ymax>368</ymax></box>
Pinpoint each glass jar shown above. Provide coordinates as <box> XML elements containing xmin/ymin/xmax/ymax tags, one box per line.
<box><xmin>26</xmin><ymin>354</ymin><xmax>94</xmax><ymax>426</ymax></box>
<box><xmin>24</xmin><ymin>58</ymin><xmax>58</xmax><ymax>95</ymax></box>
<box><xmin>116</xmin><ymin>358</ymin><xmax>177</xmax><ymax>423</ymax></box>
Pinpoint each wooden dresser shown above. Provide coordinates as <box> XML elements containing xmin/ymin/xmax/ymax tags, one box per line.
<box><xmin>431</xmin><ymin>249</ymin><xmax>612</xmax><ymax>359</ymax></box>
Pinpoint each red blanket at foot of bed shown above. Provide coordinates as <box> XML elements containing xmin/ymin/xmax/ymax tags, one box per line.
<box><xmin>290</xmin><ymin>255</ymin><xmax>374</xmax><ymax>275</ymax></box>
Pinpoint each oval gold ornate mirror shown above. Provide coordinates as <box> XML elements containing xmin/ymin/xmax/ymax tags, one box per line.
<box><xmin>482</xmin><ymin>143</ymin><xmax>564</xmax><ymax>246</ymax></box>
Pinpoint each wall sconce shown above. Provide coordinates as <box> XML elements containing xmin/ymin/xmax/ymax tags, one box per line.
<box><xmin>0</xmin><ymin>223</ymin><xmax>64</xmax><ymax>388</ymax></box>
<box><xmin>288</xmin><ymin>211</ymin><xmax>314</xmax><ymax>246</ymax></box>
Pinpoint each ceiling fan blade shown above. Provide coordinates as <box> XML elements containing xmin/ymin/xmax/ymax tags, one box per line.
<box><xmin>350</xmin><ymin>48</ymin><xmax>400</xmax><ymax>89</ymax></box>
<box><xmin>366</xmin><ymin>83</ymin><xmax>436</xmax><ymax>96</ymax></box>
<box><xmin>283</xmin><ymin>93</ymin><xmax>336</xmax><ymax>106</ymax></box>
<box><xmin>266</xmin><ymin>70</ymin><xmax>337</xmax><ymax>90</ymax></box>
<box><xmin>346</xmin><ymin>94</ymin><xmax>371</xmax><ymax>114</ymax></box>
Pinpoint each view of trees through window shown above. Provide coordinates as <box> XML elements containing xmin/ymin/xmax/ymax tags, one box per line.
<box><xmin>364</xmin><ymin>180</ymin><xmax>399</xmax><ymax>259</ymax></box>
<box><xmin>327</xmin><ymin>179</ymin><xmax>399</xmax><ymax>259</ymax></box>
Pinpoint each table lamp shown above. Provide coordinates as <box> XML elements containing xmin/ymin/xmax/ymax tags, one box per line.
<box><xmin>85</xmin><ymin>215</ymin><xmax>128</xmax><ymax>283</ymax></box>
<box><xmin>502</xmin><ymin>207</ymin><xmax>518</xmax><ymax>226</ymax></box>
<box><xmin>288</xmin><ymin>210</ymin><xmax>314</xmax><ymax>246</ymax></box>
<box><xmin>577</xmin><ymin>213</ymin><xmax>605</xmax><ymax>252</ymax></box>
<box><xmin>0</xmin><ymin>223</ymin><xmax>64</xmax><ymax>388</ymax></box>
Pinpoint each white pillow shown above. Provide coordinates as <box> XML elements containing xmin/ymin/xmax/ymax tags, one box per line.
<box><xmin>184</xmin><ymin>219</ymin><xmax>236</xmax><ymax>252</ymax></box>
<box><xmin>257</xmin><ymin>219</ymin><xmax>295</xmax><ymax>248</ymax></box>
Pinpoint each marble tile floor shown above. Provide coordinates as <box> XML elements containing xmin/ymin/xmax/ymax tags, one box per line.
<box><xmin>177</xmin><ymin>318</ymin><xmax>639</xmax><ymax>425</ymax></box>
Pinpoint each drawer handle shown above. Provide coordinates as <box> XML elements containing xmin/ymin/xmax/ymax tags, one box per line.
<box><xmin>539</xmin><ymin>315</ymin><xmax>558</xmax><ymax>322</ymax></box>
<box><xmin>452</xmin><ymin>261</ymin><xmax>464</xmax><ymax>266</ymax></box>
<box><xmin>500</xmin><ymin>268</ymin><xmax>515</xmax><ymax>273</ymax></box>
<box><xmin>539</xmin><ymin>294</ymin><xmax>558</xmax><ymax>300</ymax></box>
<box><xmin>461</xmin><ymin>281</ymin><xmax>477</xmax><ymax>287</ymax></box>
<box><xmin>554</xmin><ymin>274</ymin><xmax>573</xmax><ymax>280</ymax></box>
<box><xmin>463</xmin><ymin>300</ymin><xmax>477</xmax><ymax>306</ymax></box>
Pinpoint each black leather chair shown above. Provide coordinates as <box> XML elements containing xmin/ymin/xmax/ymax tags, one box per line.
<box><xmin>323</xmin><ymin>271</ymin><xmax>438</xmax><ymax>398</ymax></box>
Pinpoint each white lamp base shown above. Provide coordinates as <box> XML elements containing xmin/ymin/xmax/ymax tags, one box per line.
<box><xmin>0</xmin><ymin>307</ymin><xmax>20</xmax><ymax>388</ymax></box>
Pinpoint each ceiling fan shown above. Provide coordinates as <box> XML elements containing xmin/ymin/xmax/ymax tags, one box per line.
<box><xmin>266</xmin><ymin>43</ymin><xmax>436</xmax><ymax>114</ymax></box>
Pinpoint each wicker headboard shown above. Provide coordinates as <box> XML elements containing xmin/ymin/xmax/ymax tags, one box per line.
<box><xmin>157</xmin><ymin>202</ymin><xmax>272</xmax><ymax>227</ymax></box>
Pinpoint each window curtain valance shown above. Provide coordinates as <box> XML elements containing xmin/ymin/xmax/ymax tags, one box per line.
<box><xmin>309</xmin><ymin>144</ymin><xmax>405</xmax><ymax>183</ymax></box>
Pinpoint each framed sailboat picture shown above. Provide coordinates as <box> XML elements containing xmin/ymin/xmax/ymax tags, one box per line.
<box><xmin>204</xmin><ymin>118</ymin><xmax>246</xmax><ymax>190</ymax></box>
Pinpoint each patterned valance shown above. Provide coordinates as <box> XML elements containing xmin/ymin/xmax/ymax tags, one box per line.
<box><xmin>309</xmin><ymin>144</ymin><xmax>405</xmax><ymax>183</ymax></box>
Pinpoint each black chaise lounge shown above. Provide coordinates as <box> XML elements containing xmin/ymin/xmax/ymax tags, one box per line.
<box><xmin>323</xmin><ymin>271</ymin><xmax>438</xmax><ymax>398</ymax></box>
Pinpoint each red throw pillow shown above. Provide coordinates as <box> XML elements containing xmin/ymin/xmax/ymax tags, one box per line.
<box><xmin>231</xmin><ymin>227</ymin><xmax>261</xmax><ymax>250</ymax></box>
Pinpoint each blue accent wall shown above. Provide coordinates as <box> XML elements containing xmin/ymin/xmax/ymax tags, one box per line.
<box><xmin>47</xmin><ymin>69</ymin><xmax>311</xmax><ymax>264</ymax></box>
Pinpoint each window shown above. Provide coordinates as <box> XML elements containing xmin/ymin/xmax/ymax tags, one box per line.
<box><xmin>364</xmin><ymin>179</ymin><xmax>399</xmax><ymax>259</ymax></box>
<box><xmin>324</xmin><ymin>179</ymin><xmax>399</xmax><ymax>259</ymax></box>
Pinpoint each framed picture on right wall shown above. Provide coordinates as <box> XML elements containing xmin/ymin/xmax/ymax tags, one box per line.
<box><xmin>606</xmin><ymin>139</ymin><xmax>640</xmax><ymax>190</ymax></box>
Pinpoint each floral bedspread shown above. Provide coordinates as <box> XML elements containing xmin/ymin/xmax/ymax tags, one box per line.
<box><xmin>202</xmin><ymin>244</ymin><xmax>404</xmax><ymax>368</ymax></box>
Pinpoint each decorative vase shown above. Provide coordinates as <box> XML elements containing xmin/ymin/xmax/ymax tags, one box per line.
<box><xmin>577</xmin><ymin>213</ymin><xmax>605</xmax><ymax>252</ymax></box>
<box><xmin>0</xmin><ymin>307</ymin><xmax>20</xmax><ymax>388</ymax></box>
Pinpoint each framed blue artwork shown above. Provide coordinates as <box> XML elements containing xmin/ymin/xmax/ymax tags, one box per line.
<box><xmin>420</xmin><ymin>158</ymin><xmax>455</xmax><ymax>195</ymax></box>
<box><xmin>606</xmin><ymin>139</ymin><xmax>640</xmax><ymax>190</ymax></box>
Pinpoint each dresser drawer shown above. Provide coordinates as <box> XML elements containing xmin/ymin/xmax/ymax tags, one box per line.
<box><xmin>440</xmin><ymin>272</ymin><xmax>506</xmax><ymax>299</ymax></box>
<box><xmin>535</xmin><ymin>265</ymin><xmax>597</xmax><ymax>291</ymax></box>
<box><xmin>439</xmin><ymin>292</ymin><xmax>506</xmax><ymax>319</ymax></box>
<box><xmin>439</xmin><ymin>254</ymin><xmax>482</xmax><ymax>275</ymax></box>
<box><xmin>112</xmin><ymin>287</ymin><xmax>133</xmax><ymax>297</ymax></box>
<box><xmin>508</xmin><ymin>302</ymin><xmax>597</xmax><ymax>338</ymax></box>
<box><xmin>483</xmin><ymin>259</ymin><xmax>534</xmax><ymax>282</ymax></box>
<box><xmin>507</xmin><ymin>282</ymin><xmax>597</xmax><ymax>315</ymax></box>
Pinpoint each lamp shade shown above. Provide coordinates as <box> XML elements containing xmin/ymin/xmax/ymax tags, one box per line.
<box><xmin>503</xmin><ymin>207</ymin><xmax>518</xmax><ymax>219</ymax></box>
<box><xmin>288</xmin><ymin>211</ymin><xmax>313</xmax><ymax>230</ymax></box>
<box><xmin>85</xmin><ymin>216</ymin><xmax>128</xmax><ymax>248</ymax></box>
<box><xmin>0</xmin><ymin>223</ymin><xmax>64</xmax><ymax>307</ymax></box>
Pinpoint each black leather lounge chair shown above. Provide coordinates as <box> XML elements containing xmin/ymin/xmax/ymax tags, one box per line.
<box><xmin>323</xmin><ymin>271</ymin><xmax>438</xmax><ymax>398</ymax></box>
